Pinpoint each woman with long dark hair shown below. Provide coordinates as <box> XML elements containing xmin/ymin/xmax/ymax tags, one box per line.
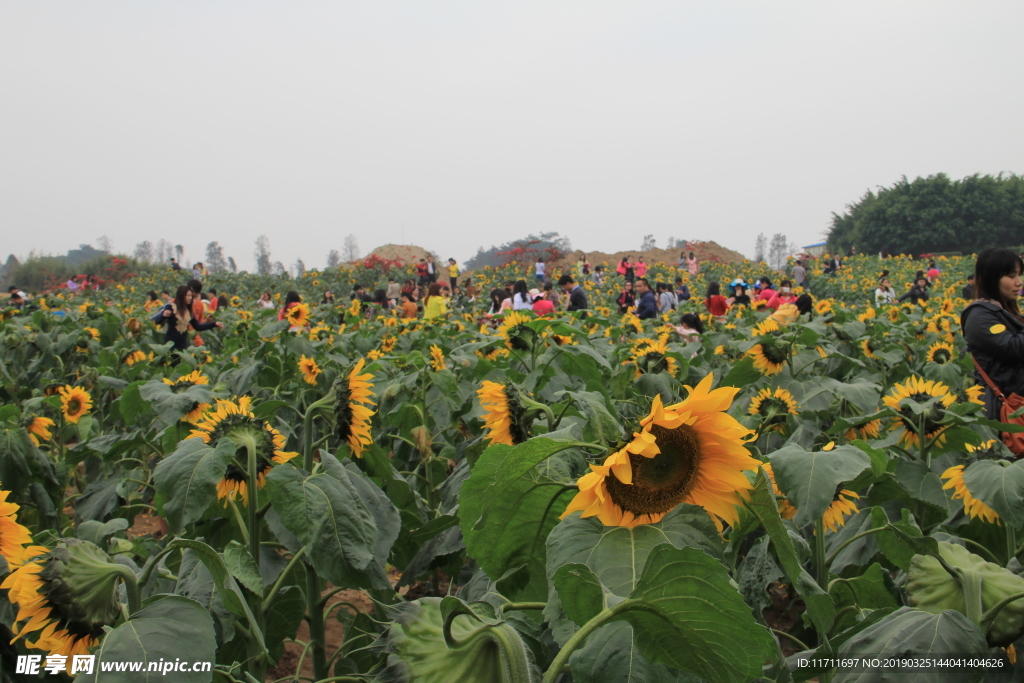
<box><xmin>278</xmin><ymin>291</ymin><xmax>302</xmax><ymax>321</ymax></box>
<box><xmin>512</xmin><ymin>279</ymin><xmax>532</xmax><ymax>311</ymax></box>
<box><xmin>156</xmin><ymin>285</ymin><xmax>223</xmax><ymax>353</ymax></box>
<box><xmin>705</xmin><ymin>281</ymin><xmax>728</xmax><ymax>318</ymax></box>
<box><xmin>423</xmin><ymin>282</ymin><xmax>449</xmax><ymax>321</ymax></box>
<box><xmin>961</xmin><ymin>248</ymin><xmax>1024</xmax><ymax>422</ymax></box>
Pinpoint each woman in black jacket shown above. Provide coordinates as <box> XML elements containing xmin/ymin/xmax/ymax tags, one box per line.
<box><xmin>157</xmin><ymin>285</ymin><xmax>223</xmax><ymax>354</ymax></box>
<box><xmin>961</xmin><ymin>248</ymin><xmax>1024</xmax><ymax>420</ymax></box>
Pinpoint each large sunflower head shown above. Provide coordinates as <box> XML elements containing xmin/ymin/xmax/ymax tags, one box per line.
<box><xmin>58</xmin><ymin>386</ymin><xmax>92</xmax><ymax>425</ymax></box>
<box><xmin>497</xmin><ymin>311</ymin><xmax>536</xmax><ymax>351</ymax></box>
<box><xmin>748</xmin><ymin>387</ymin><xmax>798</xmax><ymax>434</ymax></box>
<box><xmin>926</xmin><ymin>341</ymin><xmax>955</xmax><ymax>365</ymax></box>
<box><xmin>561</xmin><ymin>374</ymin><xmax>759</xmax><ymax>529</ymax></box>
<box><xmin>331</xmin><ymin>359</ymin><xmax>376</xmax><ymax>458</ymax></box>
<box><xmin>26</xmin><ymin>416</ymin><xmax>55</xmax><ymax>447</ymax></box>
<box><xmin>0</xmin><ymin>490</ymin><xmax>34</xmax><ymax>567</ymax></box>
<box><xmin>941</xmin><ymin>465</ymin><xmax>1000</xmax><ymax>524</ymax></box>
<box><xmin>882</xmin><ymin>376</ymin><xmax>956</xmax><ymax>448</ymax></box>
<box><xmin>286</xmin><ymin>303</ymin><xmax>310</xmax><ymax>328</ymax></box>
<box><xmin>477</xmin><ymin>381</ymin><xmax>535</xmax><ymax>446</ymax></box>
<box><xmin>298</xmin><ymin>355</ymin><xmax>322</xmax><ymax>385</ymax></box>
<box><xmin>748</xmin><ymin>342</ymin><xmax>787</xmax><ymax>376</ymax></box>
<box><xmin>188</xmin><ymin>397</ymin><xmax>299</xmax><ymax>505</ymax></box>
<box><xmin>162</xmin><ymin>370</ymin><xmax>211</xmax><ymax>423</ymax></box>
<box><xmin>1</xmin><ymin>540</ymin><xmax>126</xmax><ymax>660</ymax></box>
<box><xmin>750</xmin><ymin>318</ymin><xmax>780</xmax><ymax>337</ymax></box>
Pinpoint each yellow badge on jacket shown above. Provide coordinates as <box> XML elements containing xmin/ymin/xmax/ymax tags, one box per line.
<box><xmin>990</xmin><ymin>324</ymin><xmax>1007</xmax><ymax>334</ymax></box>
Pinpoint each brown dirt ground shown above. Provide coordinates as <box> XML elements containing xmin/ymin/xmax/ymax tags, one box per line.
<box><xmin>559</xmin><ymin>240</ymin><xmax>748</xmax><ymax>269</ymax></box>
<box><xmin>364</xmin><ymin>244</ymin><xmax>437</xmax><ymax>265</ymax></box>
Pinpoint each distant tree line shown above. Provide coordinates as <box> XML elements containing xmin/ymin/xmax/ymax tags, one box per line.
<box><xmin>827</xmin><ymin>173</ymin><xmax>1024</xmax><ymax>256</ymax></box>
<box><xmin>465</xmin><ymin>232</ymin><xmax>571</xmax><ymax>270</ymax></box>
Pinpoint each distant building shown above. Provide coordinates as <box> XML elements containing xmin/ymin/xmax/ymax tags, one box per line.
<box><xmin>802</xmin><ymin>242</ymin><xmax>827</xmax><ymax>258</ymax></box>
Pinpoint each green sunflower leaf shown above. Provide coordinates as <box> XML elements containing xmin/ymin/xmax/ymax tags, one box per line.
<box><xmin>608</xmin><ymin>544</ymin><xmax>777</xmax><ymax>683</ymax></box>
<box><xmin>553</xmin><ymin>563</ymin><xmax>606</xmax><ymax>628</ymax></box>
<box><xmin>138</xmin><ymin>379</ymin><xmax>215</xmax><ymax>427</ymax></box>
<box><xmin>768</xmin><ymin>442</ymin><xmax>871</xmax><ymax>527</ymax></box>
<box><xmin>76</xmin><ymin>595</ymin><xmax>216</xmax><ymax>683</ymax></box>
<box><xmin>960</xmin><ymin>459</ymin><xmax>1024</xmax><ymax>528</ymax></box>
<box><xmin>153</xmin><ymin>438</ymin><xmax>236</xmax><ymax>533</ymax></box>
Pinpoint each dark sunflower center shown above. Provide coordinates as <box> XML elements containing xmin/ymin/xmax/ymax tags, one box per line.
<box><xmin>68</xmin><ymin>399</ymin><xmax>81</xmax><ymax>414</ymax></box>
<box><xmin>762</xmin><ymin>344</ymin><xmax>788</xmax><ymax>364</ymax></box>
<box><xmin>758</xmin><ymin>398</ymin><xmax>789</xmax><ymax>422</ymax></box>
<box><xmin>604</xmin><ymin>424</ymin><xmax>702</xmax><ymax>516</ymax></box>
<box><xmin>932</xmin><ymin>349</ymin><xmax>951</xmax><ymax>363</ymax></box>
<box><xmin>505</xmin><ymin>388</ymin><xmax>533</xmax><ymax>445</ymax></box>
<box><xmin>898</xmin><ymin>393</ymin><xmax>945</xmax><ymax>434</ymax></box>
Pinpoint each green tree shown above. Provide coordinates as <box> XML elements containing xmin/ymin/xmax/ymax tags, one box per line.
<box><xmin>827</xmin><ymin>173</ymin><xmax>1024</xmax><ymax>255</ymax></box>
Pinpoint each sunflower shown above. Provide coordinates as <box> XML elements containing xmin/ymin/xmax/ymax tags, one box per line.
<box><xmin>484</xmin><ymin>347</ymin><xmax>510</xmax><ymax>362</ymax></box>
<box><xmin>857</xmin><ymin>307</ymin><xmax>876</xmax><ymax>323</ymax></box>
<box><xmin>750</xmin><ymin>318</ymin><xmax>779</xmax><ymax>337</ymax></box>
<box><xmin>561</xmin><ymin>374</ymin><xmax>759</xmax><ymax>529</ymax></box>
<box><xmin>822</xmin><ymin>488</ymin><xmax>860</xmax><ymax>532</ymax></box>
<box><xmin>860</xmin><ymin>338</ymin><xmax>878</xmax><ymax>359</ymax></box>
<box><xmin>429</xmin><ymin>345</ymin><xmax>446</xmax><ymax>372</ymax></box>
<box><xmin>760</xmin><ymin>463</ymin><xmax>796</xmax><ymax>520</ymax></box>
<box><xmin>497</xmin><ymin>311</ymin><xmax>535</xmax><ymax>351</ymax></box>
<box><xmin>298</xmin><ymin>355</ymin><xmax>322</xmax><ymax>385</ymax></box>
<box><xmin>621</xmin><ymin>312</ymin><xmax>644</xmax><ymax>334</ymax></box>
<box><xmin>332</xmin><ymin>359</ymin><xmax>376</xmax><ymax>458</ymax></box>
<box><xmin>844</xmin><ymin>419</ymin><xmax>882</xmax><ymax>442</ymax></box>
<box><xmin>887</xmin><ymin>307</ymin><xmax>901</xmax><ymax>323</ymax></box>
<box><xmin>381</xmin><ymin>335</ymin><xmax>397</xmax><ymax>353</ymax></box>
<box><xmin>188</xmin><ymin>397</ymin><xmax>299</xmax><ymax>505</ymax></box>
<box><xmin>58</xmin><ymin>386</ymin><xmax>92</xmax><ymax>425</ymax></box>
<box><xmin>966</xmin><ymin>440</ymin><xmax>998</xmax><ymax>453</ymax></box>
<box><xmin>477</xmin><ymin>381</ymin><xmax>534</xmax><ymax>446</ymax></box>
<box><xmin>926</xmin><ymin>341</ymin><xmax>954</xmax><ymax>365</ymax></box>
<box><xmin>882</xmin><ymin>376</ymin><xmax>956</xmax><ymax>448</ymax></box>
<box><xmin>162</xmin><ymin>370</ymin><xmax>211</xmax><ymax>423</ymax></box>
<box><xmin>83</xmin><ymin>328</ymin><xmax>100</xmax><ymax>340</ymax></box>
<box><xmin>123</xmin><ymin>350</ymin><xmax>147</xmax><ymax>366</ymax></box>
<box><xmin>629</xmin><ymin>336</ymin><xmax>678</xmax><ymax>378</ymax></box>
<box><xmin>0</xmin><ymin>490</ymin><xmax>34</xmax><ymax>567</ymax></box>
<box><xmin>965</xmin><ymin>385</ymin><xmax>985</xmax><ymax>406</ymax></box>
<box><xmin>748</xmin><ymin>342</ymin><xmax>787</xmax><ymax>376</ymax></box>
<box><xmin>230</xmin><ymin>296</ymin><xmax>242</xmax><ymax>307</ymax></box>
<box><xmin>286</xmin><ymin>303</ymin><xmax>310</xmax><ymax>328</ymax></box>
<box><xmin>748</xmin><ymin>387</ymin><xmax>798</xmax><ymax>433</ymax></box>
<box><xmin>347</xmin><ymin>298</ymin><xmax>361</xmax><ymax>317</ymax></box>
<box><xmin>26</xmin><ymin>417</ymin><xmax>55</xmax><ymax>447</ymax></box>
<box><xmin>815</xmin><ymin>300</ymin><xmax>834</xmax><ymax>315</ymax></box>
<box><xmin>941</xmin><ymin>465</ymin><xmax>999</xmax><ymax>524</ymax></box>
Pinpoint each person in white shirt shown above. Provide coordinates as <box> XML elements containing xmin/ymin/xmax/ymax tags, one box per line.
<box><xmin>512</xmin><ymin>280</ymin><xmax>533</xmax><ymax>310</ymax></box>
<box><xmin>535</xmin><ymin>259</ymin><xmax>546</xmax><ymax>284</ymax></box>
<box><xmin>875</xmin><ymin>278</ymin><xmax>896</xmax><ymax>305</ymax></box>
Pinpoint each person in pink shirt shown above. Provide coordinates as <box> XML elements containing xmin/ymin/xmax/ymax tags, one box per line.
<box><xmin>531</xmin><ymin>288</ymin><xmax>555</xmax><ymax>315</ymax></box>
<box><xmin>756</xmin><ymin>277</ymin><xmax>776</xmax><ymax>302</ymax></box>
<box><xmin>635</xmin><ymin>257</ymin><xmax>648</xmax><ymax>279</ymax></box>
<box><xmin>766</xmin><ymin>280</ymin><xmax>798</xmax><ymax>310</ymax></box>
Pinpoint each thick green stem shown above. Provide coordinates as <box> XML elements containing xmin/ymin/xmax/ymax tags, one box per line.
<box><xmin>115</xmin><ymin>566</ymin><xmax>142</xmax><ymax>615</ymax></box>
<box><xmin>244</xmin><ymin>441</ymin><xmax>267</xmax><ymax>683</ymax></box>
<box><xmin>1007</xmin><ymin>525</ymin><xmax>1018</xmax><ymax>566</ymax></box>
<box><xmin>542</xmin><ymin>601</ymin><xmax>632</xmax><ymax>683</ymax></box>
<box><xmin>263</xmin><ymin>546</ymin><xmax>307</xmax><ymax>613</ymax></box>
<box><xmin>814</xmin><ymin>519</ymin><xmax>828</xmax><ymax>644</ymax></box>
<box><xmin>500</xmin><ymin>602</ymin><xmax>547</xmax><ymax>614</ymax></box>
<box><xmin>301</xmin><ymin>406</ymin><xmax>329</xmax><ymax>680</ymax></box>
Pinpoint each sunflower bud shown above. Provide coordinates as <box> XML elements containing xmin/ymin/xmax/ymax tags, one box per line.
<box><xmin>411</xmin><ymin>426</ymin><xmax>434</xmax><ymax>458</ymax></box>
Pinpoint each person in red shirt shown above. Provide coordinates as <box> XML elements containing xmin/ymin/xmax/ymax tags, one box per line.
<box><xmin>705</xmin><ymin>281</ymin><xmax>729</xmax><ymax>318</ymax></box>
<box><xmin>756</xmin><ymin>278</ymin><xmax>776</xmax><ymax>303</ymax></box>
<box><xmin>188</xmin><ymin>279</ymin><xmax>207</xmax><ymax>346</ymax></box>
<box><xmin>766</xmin><ymin>280</ymin><xmax>798</xmax><ymax>310</ymax></box>
<box><xmin>531</xmin><ymin>288</ymin><xmax>555</xmax><ymax>315</ymax></box>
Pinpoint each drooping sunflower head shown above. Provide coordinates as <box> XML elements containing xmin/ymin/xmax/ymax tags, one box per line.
<box><xmin>286</xmin><ymin>303</ymin><xmax>310</xmax><ymax>328</ymax></box>
<box><xmin>477</xmin><ymin>381</ymin><xmax>535</xmax><ymax>446</ymax></box>
<box><xmin>822</xmin><ymin>487</ymin><xmax>860</xmax><ymax>533</ymax></box>
<box><xmin>429</xmin><ymin>345</ymin><xmax>446</xmax><ymax>372</ymax></box>
<box><xmin>629</xmin><ymin>336</ymin><xmax>678</xmax><ymax>377</ymax></box>
<box><xmin>188</xmin><ymin>397</ymin><xmax>299</xmax><ymax>504</ymax></box>
<box><xmin>1</xmin><ymin>540</ymin><xmax>125</xmax><ymax>660</ymax></box>
<box><xmin>561</xmin><ymin>374</ymin><xmax>759</xmax><ymax>529</ymax></box>
<box><xmin>941</xmin><ymin>465</ymin><xmax>999</xmax><ymax>525</ymax></box>
<box><xmin>83</xmin><ymin>328</ymin><xmax>100</xmax><ymax>341</ymax></box>
<box><xmin>760</xmin><ymin>463</ymin><xmax>796</xmax><ymax>520</ymax></box>
<box><xmin>331</xmin><ymin>359</ymin><xmax>376</xmax><ymax>458</ymax></box>
<box><xmin>497</xmin><ymin>311</ymin><xmax>536</xmax><ymax>351</ymax></box>
<box><xmin>926</xmin><ymin>341</ymin><xmax>954</xmax><ymax>365</ymax></box>
<box><xmin>58</xmin><ymin>386</ymin><xmax>92</xmax><ymax>425</ymax></box>
<box><xmin>748</xmin><ymin>342</ymin><xmax>787</xmax><ymax>376</ymax></box>
<box><xmin>162</xmin><ymin>371</ymin><xmax>211</xmax><ymax>423</ymax></box>
<box><xmin>860</xmin><ymin>338</ymin><xmax>878</xmax><ymax>359</ymax></box>
<box><xmin>26</xmin><ymin>416</ymin><xmax>55</xmax><ymax>447</ymax></box>
<box><xmin>844</xmin><ymin>418</ymin><xmax>882</xmax><ymax>442</ymax></box>
<box><xmin>748</xmin><ymin>387</ymin><xmax>798</xmax><ymax>433</ymax></box>
<box><xmin>298</xmin><ymin>355</ymin><xmax>322</xmax><ymax>385</ymax></box>
<box><xmin>882</xmin><ymin>376</ymin><xmax>956</xmax><ymax>448</ymax></box>
<box><xmin>123</xmin><ymin>350</ymin><xmax>147</xmax><ymax>366</ymax></box>
<box><xmin>750</xmin><ymin>318</ymin><xmax>779</xmax><ymax>337</ymax></box>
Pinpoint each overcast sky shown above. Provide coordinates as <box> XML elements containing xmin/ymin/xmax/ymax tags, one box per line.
<box><xmin>2</xmin><ymin>2</ymin><xmax>1022</xmax><ymax>271</ymax></box>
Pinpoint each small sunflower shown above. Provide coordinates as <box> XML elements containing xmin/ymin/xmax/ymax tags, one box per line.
<box><xmin>497</xmin><ymin>311</ymin><xmax>535</xmax><ymax>351</ymax></box>
<box><xmin>857</xmin><ymin>307</ymin><xmax>876</xmax><ymax>323</ymax></box>
<box><xmin>26</xmin><ymin>417</ymin><xmax>55</xmax><ymax>447</ymax></box>
<box><xmin>748</xmin><ymin>342</ymin><xmax>787</xmax><ymax>376</ymax></box>
<box><xmin>58</xmin><ymin>386</ymin><xmax>92</xmax><ymax>425</ymax></box>
<box><xmin>844</xmin><ymin>419</ymin><xmax>882</xmax><ymax>442</ymax></box>
<box><xmin>332</xmin><ymin>359</ymin><xmax>376</xmax><ymax>457</ymax></box>
<box><xmin>629</xmin><ymin>336</ymin><xmax>678</xmax><ymax>378</ymax></box>
<box><xmin>822</xmin><ymin>487</ymin><xmax>860</xmax><ymax>533</ymax></box>
<box><xmin>815</xmin><ymin>300</ymin><xmax>834</xmax><ymax>315</ymax></box>
<box><xmin>750</xmin><ymin>318</ymin><xmax>779</xmax><ymax>337</ymax></box>
<box><xmin>477</xmin><ymin>381</ymin><xmax>534</xmax><ymax>446</ymax></box>
<box><xmin>484</xmin><ymin>347</ymin><xmax>510</xmax><ymax>362</ymax></box>
<box><xmin>163</xmin><ymin>371</ymin><xmax>211</xmax><ymax>423</ymax></box>
<box><xmin>926</xmin><ymin>341</ymin><xmax>954</xmax><ymax>365</ymax></box>
<box><xmin>760</xmin><ymin>463</ymin><xmax>796</xmax><ymax>520</ymax></box>
<box><xmin>123</xmin><ymin>350</ymin><xmax>147</xmax><ymax>366</ymax></box>
<box><xmin>230</xmin><ymin>296</ymin><xmax>242</xmax><ymax>307</ymax></box>
<box><xmin>286</xmin><ymin>303</ymin><xmax>310</xmax><ymax>328</ymax></box>
<box><xmin>941</xmin><ymin>465</ymin><xmax>999</xmax><ymax>524</ymax></box>
<box><xmin>83</xmin><ymin>327</ymin><xmax>100</xmax><ymax>340</ymax></box>
<box><xmin>561</xmin><ymin>374</ymin><xmax>759</xmax><ymax>529</ymax></box>
<box><xmin>965</xmin><ymin>384</ymin><xmax>985</xmax><ymax>405</ymax></box>
<box><xmin>298</xmin><ymin>355</ymin><xmax>322</xmax><ymax>385</ymax></box>
<box><xmin>860</xmin><ymin>338</ymin><xmax>878</xmax><ymax>359</ymax></box>
<box><xmin>429</xmin><ymin>345</ymin><xmax>446</xmax><ymax>372</ymax></box>
<box><xmin>887</xmin><ymin>307</ymin><xmax>901</xmax><ymax>323</ymax></box>
<box><xmin>381</xmin><ymin>335</ymin><xmax>397</xmax><ymax>353</ymax></box>
<box><xmin>882</xmin><ymin>376</ymin><xmax>956</xmax><ymax>448</ymax></box>
<box><xmin>621</xmin><ymin>312</ymin><xmax>644</xmax><ymax>334</ymax></box>
<box><xmin>188</xmin><ymin>397</ymin><xmax>299</xmax><ymax>505</ymax></box>
<box><xmin>748</xmin><ymin>387</ymin><xmax>798</xmax><ymax>433</ymax></box>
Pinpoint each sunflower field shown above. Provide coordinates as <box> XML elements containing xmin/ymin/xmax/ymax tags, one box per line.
<box><xmin>1</xmin><ymin>253</ymin><xmax>1022</xmax><ymax>682</ymax></box>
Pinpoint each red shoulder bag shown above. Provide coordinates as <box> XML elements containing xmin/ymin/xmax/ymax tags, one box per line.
<box><xmin>972</xmin><ymin>356</ymin><xmax>1024</xmax><ymax>456</ymax></box>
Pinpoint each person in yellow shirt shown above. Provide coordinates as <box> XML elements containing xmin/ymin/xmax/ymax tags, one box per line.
<box><xmin>448</xmin><ymin>258</ymin><xmax>460</xmax><ymax>289</ymax></box>
<box><xmin>769</xmin><ymin>294</ymin><xmax>813</xmax><ymax>325</ymax></box>
<box><xmin>422</xmin><ymin>283</ymin><xmax>449</xmax><ymax>321</ymax></box>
